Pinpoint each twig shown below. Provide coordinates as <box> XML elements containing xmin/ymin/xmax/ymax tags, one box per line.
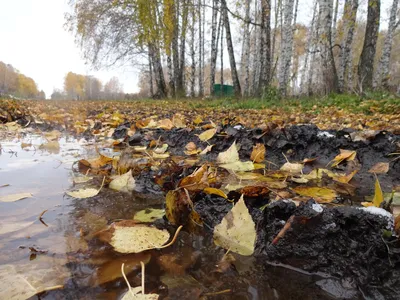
<box><xmin>159</xmin><ymin>225</ymin><xmax>183</xmax><ymax>249</ymax></box>
<box><xmin>0</xmin><ymin>184</ymin><xmax>10</xmax><ymax>188</ymax></box>
<box><xmin>203</xmin><ymin>289</ymin><xmax>232</xmax><ymax>296</ymax></box>
<box><xmin>38</xmin><ymin>209</ymin><xmax>48</xmax><ymax>219</ymax></box>
<box><xmin>121</xmin><ymin>263</ymin><xmax>136</xmax><ymax>298</ymax></box>
<box><xmin>141</xmin><ymin>261</ymin><xmax>145</xmax><ymax>295</ymax></box>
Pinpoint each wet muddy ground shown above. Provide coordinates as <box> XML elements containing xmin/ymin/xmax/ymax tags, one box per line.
<box><xmin>1</xmin><ymin>114</ymin><xmax>400</xmax><ymax>299</ymax></box>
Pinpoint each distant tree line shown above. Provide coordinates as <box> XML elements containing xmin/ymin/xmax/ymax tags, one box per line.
<box><xmin>0</xmin><ymin>60</ymin><xmax>45</xmax><ymax>99</ymax></box>
<box><xmin>51</xmin><ymin>72</ymin><xmax>125</xmax><ymax>100</ymax></box>
<box><xmin>67</xmin><ymin>0</ymin><xmax>400</xmax><ymax>99</ymax></box>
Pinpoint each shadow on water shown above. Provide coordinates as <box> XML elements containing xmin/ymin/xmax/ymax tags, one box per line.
<box><xmin>0</xmin><ymin>135</ymin><xmax>377</xmax><ymax>300</ymax></box>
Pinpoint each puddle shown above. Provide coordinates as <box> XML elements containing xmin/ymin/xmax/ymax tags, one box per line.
<box><xmin>1</xmin><ymin>124</ymin><xmax>399</xmax><ymax>300</ymax></box>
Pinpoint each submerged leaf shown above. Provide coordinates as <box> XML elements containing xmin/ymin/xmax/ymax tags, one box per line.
<box><xmin>134</xmin><ymin>209</ymin><xmax>165</xmax><ymax>223</ymax></box>
<box><xmin>213</xmin><ymin>195</ymin><xmax>256</xmax><ymax>256</ymax></box>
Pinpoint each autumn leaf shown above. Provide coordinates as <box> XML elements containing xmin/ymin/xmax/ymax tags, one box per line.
<box><xmin>293</xmin><ymin>186</ymin><xmax>337</xmax><ymax>202</ymax></box>
<box><xmin>280</xmin><ymin>162</ymin><xmax>304</xmax><ymax>174</ymax></box>
<box><xmin>368</xmin><ymin>162</ymin><xmax>389</xmax><ymax>174</ymax></box>
<box><xmin>250</xmin><ymin>143</ymin><xmax>266</xmax><ymax>163</ymax></box>
<box><xmin>217</xmin><ymin>141</ymin><xmax>239</xmax><ymax>164</ymax></box>
<box><xmin>197</xmin><ymin>128</ymin><xmax>217</xmax><ymax>142</ymax></box>
<box><xmin>67</xmin><ymin>177</ymin><xmax>105</xmax><ymax>199</ymax></box>
<box><xmin>109</xmin><ymin>170</ymin><xmax>136</xmax><ymax>192</ymax></box>
<box><xmin>213</xmin><ymin>195</ymin><xmax>256</xmax><ymax>256</ymax></box>
<box><xmin>330</xmin><ymin>149</ymin><xmax>357</xmax><ymax>167</ymax></box>
<box><xmin>0</xmin><ymin>192</ymin><xmax>32</xmax><ymax>202</ymax></box>
<box><xmin>134</xmin><ymin>209</ymin><xmax>165</xmax><ymax>223</ymax></box>
<box><xmin>372</xmin><ymin>175</ymin><xmax>384</xmax><ymax>207</ymax></box>
<box><xmin>203</xmin><ymin>187</ymin><xmax>228</xmax><ymax>199</ymax></box>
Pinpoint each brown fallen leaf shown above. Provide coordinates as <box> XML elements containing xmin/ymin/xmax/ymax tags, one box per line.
<box><xmin>368</xmin><ymin>162</ymin><xmax>390</xmax><ymax>174</ymax></box>
<box><xmin>250</xmin><ymin>144</ymin><xmax>266</xmax><ymax>163</ymax></box>
<box><xmin>330</xmin><ymin>149</ymin><xmax>357</xmax><ymax>167</ymax></box>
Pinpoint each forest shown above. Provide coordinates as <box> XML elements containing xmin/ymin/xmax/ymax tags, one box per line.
<box><xmin>66</xmin><ymin>0</ymin><xmax>400</xmax><ymax>99</ymax></box>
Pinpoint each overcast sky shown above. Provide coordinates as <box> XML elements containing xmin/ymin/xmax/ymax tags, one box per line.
<box><xmin>0</xmin><ymin>0</ymin><xmax>392</xmax><ymax>98</ymax></box>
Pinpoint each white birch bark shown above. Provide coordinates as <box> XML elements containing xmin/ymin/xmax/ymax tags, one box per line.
<box><xmin>375</xmin><ymin>0</ymin><xmax>399</xmax><ymax>89</ymax></box>
<box><xmin>278</xmin><ymin>0</ymin><xmax>295</xmax><ymax>96</ymax></box>
<box><xmin>338</xmin><ymin>0</ymin><xmax>358</xmax><ymax>93</ymax></box>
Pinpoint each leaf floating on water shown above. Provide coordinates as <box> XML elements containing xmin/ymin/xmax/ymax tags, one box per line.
<box><xmin>0</xmin><ymin>192</ymin><xmax>32</xmax><ymax>203</ymax></box>
<box><xmin>213</xmin><ymin>195</ymin><xmax>256</xmax><ymax>256</ymax></box>
<box><xmin>39</xmin><ymin>141</ymin><xmax>60</xmax><ymax>154</ymax></box>
<box><xmin>109</xmin><ymin>170</ymin><xmax>136</xmax><ymax>192</ymax></box>
<box><xmin>198</xmin><ymin>128</ymin><xmax>217</xmax><ymax>142</ymax></box>
<box><xmin>217</xmin><ymin>141</ymin><xmax>239</xmax><ymax>164</ymax></box>
<box><xmin>66</xmin><ymin>177</ymin><xmax>105</xmax><ymax>199</ymax></box>
<box><xmin>98</xmin><ymin>220</ymin><xmax>170</xmax><ymax>254</ymax></box>
<box><xmin>73</xmin><ymin>176</ymin><xmax>93</xmax><ymax>184</ymax></box>
<box><xmin>134</xmin><ymin>209</ymin><xmax>165</xmax><ymax>223</ymax></box>
<box><xmin>368</xmin><ymin>162</ymin><xmax>390</xmax><ymax>174</ymax></box>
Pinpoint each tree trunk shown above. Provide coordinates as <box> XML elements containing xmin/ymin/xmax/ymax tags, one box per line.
<box><xmin>221</xmin><ymin>0</ymin><xmax>241</xmax><ymax>97</ymax></box>
<box><xmin>198</xmin><ymin>0</ymin><xmax>204</xmax><ymax>96</ymax></box>
<box><xmin>241</xmin><ymin>0</ymin><xmax>251</xmax><ymax>97</ymax></box>
<box><xmin>258</xmin><ymin>0</ymin><xmax>272</xmax><ymax>96</ymax></box>
<box><xmin>149</xmin><ymin>43</ymin><xmax>167</xmax><ymax>98</ymax></box>
<box><xmin>301</xmin><ymin>0</ymin><xmax>317</xmax><ymax>94</ymax></box>
<box><xmin>220</xmin><ymin>12</ymin><xmax>224</xmax><ymax>89</ymax></box>
<box><xmin>172</xmin><ymin>1</ymin><xmax>179</xmax><ymax>97</ymax></box>
<box><xmin>331</xmin><ymin>0</ymin><xmax>339</xmax><ymax>44</ymax></box>
<box><xmin>148</xmin><ymin>51</ymin><xmax>154</xmax><ymax>97</ymax></box>
<box><xmin>278</xmin><ymin>0</ymin><xmax>295</xmax><ymax>96</ymax></box>
<box><xmin>338</xmin><ymin>0</ymin><xmax>359</xmax><ymax>93</ymax></box>
<box><xmin>375</xmin><ymin>0</ymin><xmax>398</xmax><ymax>89</ymax></box>
<box><xmin>177</xmin><ymin>0</ymin><xmax>189</xmax><ymax>96</ymax></box>
<box><xmin>358</xmin><ymin>0</ymin><xmax>380</xmax><ymax>91</ymax></box>
<box><xmin>190</xmin><ymin>0</ymin><xmax>196</xmax><ymax>97</ymax></box>
<box><xmin>167</xmin><ymin>55</ymin><xmax>175</xmax><ymax>97</ymax></box>
<box><xmin>210</xmin><ymin>0</ymin><xmax>219</xmax><ymax>96</ymax></box>
<box><xmin>317</xmin><ymin>0</ymin><xmax>338</xmax><ymax>94</ymax></box>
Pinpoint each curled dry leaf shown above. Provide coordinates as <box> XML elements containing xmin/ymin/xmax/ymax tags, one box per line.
<box><xmin>203</xmin><ymin>187</ymin><xmax>228</xmax><ymax>199</ymax></box>
<box><xmin>368</xmin><ymin>162</ymin><xmax>390</xmax><ymax>174</ymax></box>
<box><xmin>213</xmin><ymin>195</ymin><xmax>256</xmax><ymax>256</ymax></box>
<box><xmin>330</xmin><ymin>149</ymin><xmax>357</xmax><ymax>168</ymax></box>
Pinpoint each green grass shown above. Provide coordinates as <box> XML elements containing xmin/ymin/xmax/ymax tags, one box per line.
<box><xmin>187</xmin><ymin>92</ymin><xmax>400</xmax><ymax>114</ymax></box>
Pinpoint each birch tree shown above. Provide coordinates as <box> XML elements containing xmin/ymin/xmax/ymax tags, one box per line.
<box><xmin>375</xmin><ymin>0</ymin><xmax>399</xmax><ymax>89</ymax></box>
<box><xmin>209</xmin><ymin>0</ymin><xmax>219</xmax><ymax>95</ymax></box>
<box><xmin>278</xmin><ymin>0</ymin><xmax>295</xmax><ymax>96</ymax></box>
<box><xmin>358</xmin><ymin>0</ymin><xmax>380</xmax><ymax>91</ymax></box>
<box><xmin>338</xmin><ymin>0</ymin><xmax>359</xmax><ymax>93</ymax></box>
<box><xmin>221</xmin><ymin>0</ymin><xmax>241</xmax><ymax>96</ymax></box>
<box><xmin>317</xmin><ymin>0</ymin><xmax>338</xmax><ymax>94</ymax></box>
